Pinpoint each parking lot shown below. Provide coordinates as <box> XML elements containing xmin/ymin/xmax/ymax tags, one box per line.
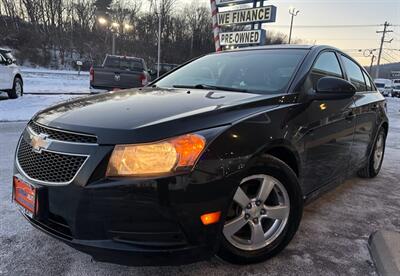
<box><xmin>0</xmin><ymin>98</ymin><xmax>399</xmax><ymax>276</ymax></box>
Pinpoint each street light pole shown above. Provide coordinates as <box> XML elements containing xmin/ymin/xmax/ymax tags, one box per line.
<box><xmin>112</xmin><ymin>32</ymin><xmax>116</xmax><ymax>55</ymax></box>
<box><xmin>157</xmin><ymin>12</ymin><xmax>162</xmax><ymax>78</ymax></box>
<box><xmin>288</xmin><ymin>7</ymin><xmax>299</xmax><ymax>44</ymax></box>
<box><xmin>98</xmin><ymin>18</ymin><xmax>132</xmax><ymax>56</ymax></box>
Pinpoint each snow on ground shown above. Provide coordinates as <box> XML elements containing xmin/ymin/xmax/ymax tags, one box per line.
<box><xmin>21</xmin><ymin>68</ymin><xmax>90</xmax><ymax>94</ymax></box>
<box><xmin>0</xmin><ymin>94</ymin><xmax>84</xmax><ymax>122</ymax></box>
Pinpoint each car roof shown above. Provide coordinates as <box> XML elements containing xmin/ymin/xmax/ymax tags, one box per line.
<box><xmin>0</xmin><ymin>48</ymin><xmax>11</xmax><ymax>53</ymax></box>
<box><xmin>236</xmin><ymin>44</ymin><xmax>314</xmax><ymax>51</ymax></box>
<box><xmin>226</xmin><ymin>44</ymin><xmax>341</xmax><ymax>53</ymax></box>
<box><xmin>106</xmin><ymin>55</ymin><xmax>141</xmax><ymax>60</ymax></box>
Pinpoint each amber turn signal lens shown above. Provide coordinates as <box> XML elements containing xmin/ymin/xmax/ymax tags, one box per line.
<box><xmin>106</xmin><ymin>134</ymin><xmax>206</xmax><ymax>177</ymax></box>
<box><xmin>170</xmin><ymin>134</ymin><xmax>206</xmax><ymax>169</ymax></box>
<box><xmin>200</xmin><ymin>211</ymin><xmax>221</xmax><ymax>225</ymax></box>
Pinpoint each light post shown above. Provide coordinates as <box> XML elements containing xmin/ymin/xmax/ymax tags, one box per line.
<box><xmin>98</xmin><ymin>18</ymin><xmax>133</xmax><ymax>55</ymax></box>
<box><xmin>288</xmin><ymin>7</ymin><xmax>300</xmax><ymax>44</ymax></box>
<box><xmin>111</xmin><ymin>22</ymin><xmax>120</xmax><ymax>55</ymax></box>
<box><xmin>155</xmin><ymin>12</ymin><xmax>162</xmax><ymax>78</ymax></box>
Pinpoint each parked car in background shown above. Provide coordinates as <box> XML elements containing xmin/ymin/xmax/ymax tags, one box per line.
<box><xmin>392</xmin><ymin>84</ymin><xmax>400</xmax><ymax>98</ymax></box>
<box><xmin>392</xmin><ymin>79</ymin><xmax>400</xmax><ymax>97</ymax></box>
<box><xmin>149</xmin><ymin>63</ymin><xmax>178</xmax><ymax>80</ymax></box>
<box><xmin>13</xmin><ymin>45</ymin><xmax>388</xmax><ymax>266</ymax></box>
<box><xmin>90</xmin><ymin>55</ymin><xmax>150</xmax><ymax>93</ymax></box>
<box><xmin>374</xmin><ymin>78</ymin><xmax>392</xmax><ymax>97</ymax></box>
<box><xmin>0</xmin><ymin>48</ymin><xmax>23</xmax><ymax>99</ymax></box>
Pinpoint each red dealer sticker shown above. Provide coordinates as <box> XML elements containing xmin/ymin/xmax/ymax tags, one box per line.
<box><xmin>13</xmin><ymin>177</ymin><xmax>37</xmax><ymax>217</ymax></box>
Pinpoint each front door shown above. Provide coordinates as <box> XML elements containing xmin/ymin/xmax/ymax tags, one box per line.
<box><xmin>301</xmin><ymin>51</ymin><xmax>356</xmax><ymax>195</ymax></box>
<box><xmin>0</xmin><ymin>53</ymin><xmax>9</xmax><ymax>90</ymax></box>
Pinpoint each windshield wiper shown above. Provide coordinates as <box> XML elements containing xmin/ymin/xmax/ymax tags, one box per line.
<box><xmin>173</xmin><ymin>84</ymin><xmax>248</xmax><ymax>93</ymax></box>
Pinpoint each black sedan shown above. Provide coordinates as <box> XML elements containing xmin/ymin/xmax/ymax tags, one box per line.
<box><xmin>13</xmin><ymin>45</ymin><xmax>388</xmax><ymax>266</ymax></box>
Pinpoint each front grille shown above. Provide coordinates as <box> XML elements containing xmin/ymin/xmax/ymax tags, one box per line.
<box><xmin>29</xmin><ymin>121</ymin><xmax>97</xmax><ymax>144</ymax></box>
<box><xmin>17</xmin><ymin>139</ymin><xmax>87</xmax><ymax>184</ymax></box>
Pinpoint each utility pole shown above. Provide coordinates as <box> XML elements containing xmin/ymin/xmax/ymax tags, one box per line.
<box><xmin>376</xmin><ymin>21</ymin><xmax>393</xmax><ymax>78</ymax></box>
<box><xmin>370</xmin><ymin>55</ymin><xmax>376</xmax><ymax>75</ymax></box>
<box><xmin>364</xmin><ymin>49</ymin><xmax>377</xmax><ymax>75</ymax></box>
<box><xmin>157</xmin><ymin>12</ymin><xmax>162</xmax><ymax>78</ymax></box>
<box><xmin>288</xmin><ymin>7</ymin><xmax>300</xmax><ymax>44</ymax></box>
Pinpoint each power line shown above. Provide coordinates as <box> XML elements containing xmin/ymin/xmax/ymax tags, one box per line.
<box><xmin>381</xmin><ymin>56</ymin><xmax>393</xmax><ymax>63</ymax></box>
<box><xmin>385</xmin><ymin>49</ymin><xmax>400</xmax><ymax>59</ymax></box>
<box><xmin>270</xmin><ymin>24</ymin><xmax>380</xmax><ymax>29</ymax></box>
<box><xmin>382</xmin><ymin>52</ymin><xmax>397</xmax><ymax>63</ymax></box>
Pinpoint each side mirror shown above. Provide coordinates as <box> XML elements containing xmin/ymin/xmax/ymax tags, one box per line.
<box><xmin>309</xmin><ymin>77</ymin><xmax>356</xmax><ymax>101</ymax></box>
<box><xmin>6</xmin><ymin>58</ymin><xmax>14</xmax><ymax>65</ymax></box>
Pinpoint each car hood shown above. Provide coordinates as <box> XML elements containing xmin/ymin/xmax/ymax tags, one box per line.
<box><xmin>34</xmin><ymin>88</ymin><xmax>282</xmax><ymax>144</ymax></box>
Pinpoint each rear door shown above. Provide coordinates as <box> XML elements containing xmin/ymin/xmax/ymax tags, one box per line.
<box><xmin>340</xmin><ymin>54</ymin><xmax>380</xmax><ymax>169</ymax></box>
<box><xmin>301</xmin><ymin>51</ymin><xmax>356</xmax><ymax>194</ymax></box>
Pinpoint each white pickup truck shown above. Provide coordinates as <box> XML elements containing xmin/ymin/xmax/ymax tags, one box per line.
<box><xmin>0</xmin><ymin>48</ymin><xmax>23</xmax><ymax>99</ymax></box>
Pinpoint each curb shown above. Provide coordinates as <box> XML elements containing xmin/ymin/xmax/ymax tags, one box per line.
<box><xmin>368</xmin><ymin>230</ymin><xmax>400</xmax><ymax>276</ymax></box>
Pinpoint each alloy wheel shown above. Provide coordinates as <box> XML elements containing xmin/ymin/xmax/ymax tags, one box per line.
<box><xmin>15</xmin><ymin>81</ymin><xmax>22</xmax><ymax>97</ymax></box>
<box><xmin>373</xmin><ymin>133</ymin><xmax>385</xmax><ymax>171</ymax></box>
<box><xmin>223</xmin><ymin>174</ymin><xmax>290</xmax><ymax>251</ymax></box>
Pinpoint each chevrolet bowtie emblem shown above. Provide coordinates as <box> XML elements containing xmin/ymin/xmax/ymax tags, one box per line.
<box><xmin>30</xmin><ymin>133</ymin><xmax>51</xmax><ymax>153</ymax></box>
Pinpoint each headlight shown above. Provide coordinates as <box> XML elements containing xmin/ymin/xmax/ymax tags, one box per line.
<box><xmin>106</xmin><ymin>134</ymin><xmax>206</xmax><ymax>177</ymax></box>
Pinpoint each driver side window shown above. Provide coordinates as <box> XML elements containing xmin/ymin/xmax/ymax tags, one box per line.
<box><xmin>303</xmin><ymin>52</ymin><xmax>343</xmax><ymax>91</ymax></box>
<box><xmin>0</xmin><ymin>54</ymin><xmax>5</xmax><ymax>64</ymax></box>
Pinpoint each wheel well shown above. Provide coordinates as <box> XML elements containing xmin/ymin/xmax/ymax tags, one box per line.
<box><xmin>15</xmin><ymin>74</ymin><xmax>23</xmax><ymax>83</ymax></box>
<box><xmin>381</xmin><ymin>122</ymin><xmax>388</xmax><ymax>136</ymax></box>
<box><xmin>265</xmin><ymin>147</ymin><xmax>299</xmax><ymax>176</ymax></box>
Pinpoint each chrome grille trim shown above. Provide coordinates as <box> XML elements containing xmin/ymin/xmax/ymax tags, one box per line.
<box><xmin>15</xmin><ymin>137</ymin><xmax>89</xmax><ymax>186</ymax></box>
<box><xmin>28</xmin><ymin>121</ymin><xmax>98</xmax><ymax>145</ymax></box>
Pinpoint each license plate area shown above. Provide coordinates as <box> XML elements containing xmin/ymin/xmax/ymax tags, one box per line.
<box><xmin>13</xmin><ymin>177</ymin><xmax>37</xmax><ymax>218</ymax></box>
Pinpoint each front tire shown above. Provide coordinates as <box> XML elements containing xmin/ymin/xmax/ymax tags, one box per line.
<box><xmin>357</xmin><ymin>128</ymin><xmax>386</xmax><ymax>178</ymax></box>
<box><xmin>7</xmin><ymin>77</ymin><xmax>23</xmax><ymax>99</ymax></box>
<box><xmin>217</xmin><ymin>155</ymin><xmax>303</xmax><ymax>264</ymax></box>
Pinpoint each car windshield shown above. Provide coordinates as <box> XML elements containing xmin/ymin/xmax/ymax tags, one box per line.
<box><xmin>375</xmin><ymin>83</ymin><xmax>385</xmax><ymax>88</ymax></box>
<box><xmin>1</xmin><ymin>51</ymin><xmax>15</xmax><ymax>61</ymax></box>
<box><xmin>155</xmin><ymin>49</ymin><xmax>307</xmax><ymax>94</ymax></box>
<box><xmin>395</xmin><ymin>85</ymin><xmax>400</xmax><ymax>89</ymax></box>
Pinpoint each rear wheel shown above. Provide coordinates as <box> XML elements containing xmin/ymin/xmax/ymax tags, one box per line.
<box><xmin>357</xmin><ymin>128</ymin><xmax>386</xmax><ymax>178</ymax></box>
<box><xmin>217</xmin><ymin>155</ymin><xmax>303</xmax><ymax>264</ymax></box>
<box><xmin>7</xmin><ymin>77</ymin><xmax>23</xmax><ymax>99</ymax></box>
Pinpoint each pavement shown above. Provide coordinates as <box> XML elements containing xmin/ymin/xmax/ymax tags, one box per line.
<box><xmin>0</xmin><ymin>98</ymin><xmax>400</xmax><ymax>276</ymax></box>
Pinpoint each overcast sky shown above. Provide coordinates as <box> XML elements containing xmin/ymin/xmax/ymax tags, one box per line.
<box><xmin>193</xmin><ymin>0</ymin><xmax>400</xmax><ymax>65</ymax></box>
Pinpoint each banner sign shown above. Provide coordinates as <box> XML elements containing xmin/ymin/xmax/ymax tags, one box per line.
<box><xmin>391</xmin><ymin>71</ymin><xmax>400</xmax><ymax>78</ymax></box>
<box><xmin>217</xmin><ymin>6</ymin><xmax>277</xmax><ymax>26</ymax></box>
<box><xmin>220</xmin><ymin>30</ymin><xmax>266</xmax><ymax>46</ymax></box>
<box><xmin>216</xmin><ymin>0</ymin><xmax>254</xmax><ymax>7</ymax></box>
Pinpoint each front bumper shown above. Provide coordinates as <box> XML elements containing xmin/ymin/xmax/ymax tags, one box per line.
<box><xmin>22</xmin><ymin>211</ymin><xmax>212</xmax><ymax>266</ymax></box>
<box><xmin>14</xmin><ymin>169</ymin><xmax>237</xmax><ymax>265</ymax></box>
<box><xmin>13</xmin><ymin>122</ymin><xmax>243</xmax><ymax>265</ymax></box>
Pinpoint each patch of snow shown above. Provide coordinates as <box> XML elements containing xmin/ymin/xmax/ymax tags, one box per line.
<box><xmin>20</xmin><ymin>68</ymin><xmax>90</xmax><ymax>94</ymax></box>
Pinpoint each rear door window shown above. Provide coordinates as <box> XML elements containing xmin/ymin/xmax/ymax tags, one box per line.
<box><xmin>104</xmin><ymin>57</ymin><xmax>144</xmax><ymax>71</ymax></box>
<box><xmin>362</xmin><ymin>71</ymin><xmax>373</xmax><ymax>91</ymax></box>
<box><xmin>341</xmin><ymin>55</ymin><xmax>367</xmax><ymax>92</ymax></box>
